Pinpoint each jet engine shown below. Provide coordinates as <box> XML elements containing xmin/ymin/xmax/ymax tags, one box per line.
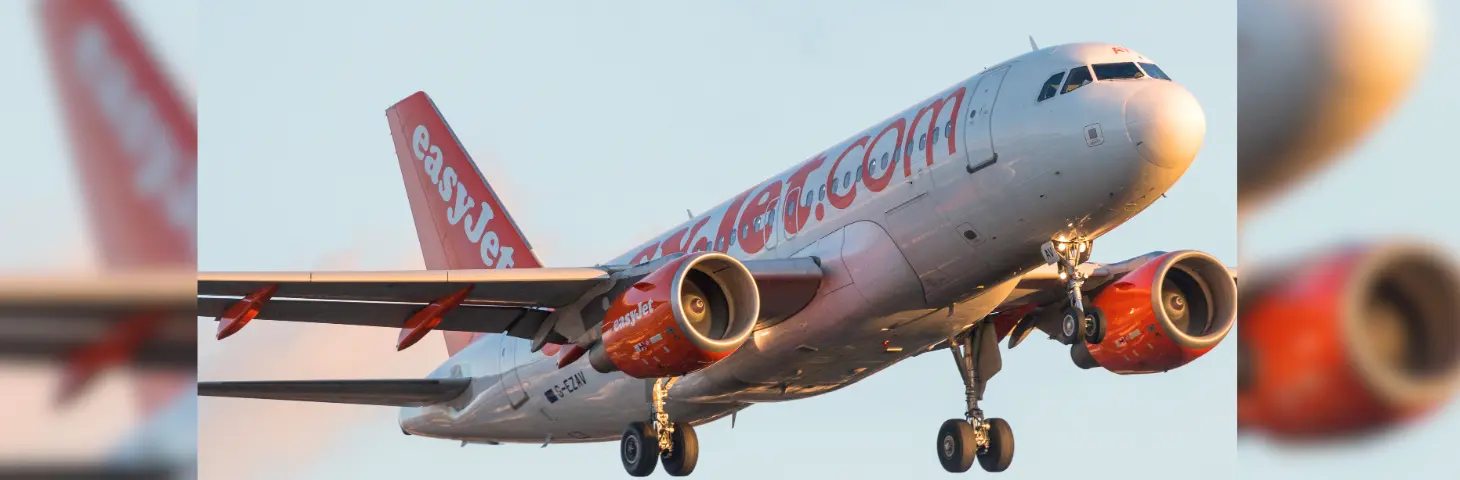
<box><xmin>1238</xmin><ymin>242</ymin><xmax>1460</xmax><ymax>440</ymax></box>
<box><xmin>589</xmin><ymin>252</ymin><xmax>760</xmax><ymax>378</ymax></box>
<box><xmin>1071</xmin><ymin>250</ymin><xmax>1237</xmax><ymax>374</ymax></box>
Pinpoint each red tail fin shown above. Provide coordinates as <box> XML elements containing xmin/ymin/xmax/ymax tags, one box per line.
<box><xmin>385</xmin><ymin>92</ymin><xmax>542</xmax><ymax>355</ymax></box>
<box><xmin>36</xmin><ymin>0</ymin><xmax>195</xmax><ymax>415</ymax></box>
<box><xmin>37</xmin><ymin>0</ymin><xmax>197</xmax><ymax>270</ymax></box>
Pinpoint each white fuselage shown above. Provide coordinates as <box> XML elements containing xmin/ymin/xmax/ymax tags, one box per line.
<box><xmin>400</xmin><ymin>42</ymin><xmax>1205</xmax><ymax>444</ymax></box>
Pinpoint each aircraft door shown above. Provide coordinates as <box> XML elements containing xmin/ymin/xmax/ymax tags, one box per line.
<box><xmin>963</xmin><ymin>66</ymin><xmax>1010</xmax><ymax>172</ymax></box>
<box><xmin>499</xmin><ymin>338</ymin><xmax>529</xmax><ymax>409</ymax></box>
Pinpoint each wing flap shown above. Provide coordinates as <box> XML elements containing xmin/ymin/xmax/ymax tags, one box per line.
<box><xmin>198</xmin><ymin>379</ymin><xmax>471</xmax><ymax>407</ymax></box>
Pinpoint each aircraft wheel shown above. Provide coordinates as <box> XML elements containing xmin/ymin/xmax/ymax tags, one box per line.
<box><xmin>1084</xmin><ymin>305</ymin><xmax>1108</xmax><ymax>344</ymax></box>
<box><xmin>936</xmin><ymin>419</ymin><xmax>977</xmax><ymax>473</ymax></box>
<box><xmin>620</xmin><ymin>421</ymin><xmax>658</xmax><ymax>477</ymax></box>
<box><xmin>1060</xmin><ymin>307</ymin><xmax>1087</xmax><ymax>345</ymax></box>
<box><xmin>661</xmin><ymin>422</ymin><xmax>699</xmax><ymax>476</ymax></box>
<box><xmin>977</xmin><ymin>418</ymin><xmax>1015</xmax><ymax>472</ymax></box>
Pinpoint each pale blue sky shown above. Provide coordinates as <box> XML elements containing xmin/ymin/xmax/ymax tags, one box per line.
<box><xmin>193</xmin><ymin>2</ymin><xmax>1235</xmax><ymax>479</ymax></box>
<box><xmin>1237</xmin><ymin>1</ymin><xmax>1460</xmax><ymax>478</ymax></box>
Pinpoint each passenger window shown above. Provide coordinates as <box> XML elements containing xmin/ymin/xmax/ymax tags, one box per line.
<box><xmin>857</xmin><ymin>165</ymin><xmax>864</xmax><ymax>182</ymax></box>
<box><xmin>804</xmin><ymin>192</ymin><xmax>813</xmax><ymax>206</ymax></box>
<box><xmin>945</xmin><ymin>120</ymin><xmax>953</xmax><ymax>135</ymax></box>
<box><xmin>1063</xmin><ymin>66</ymin><xmax>1092</xmax><ymax>94</ymax></box>
<box><xmin>932</xmin><ymin>127</ymin><xmax>940</xmax><ymax>144</ymax></box>
<box><xmin>831</xmin><ymin>177</ymin><xmax>839</xmax><ymax>192</ymax></box>
<box><xmin>919</xmin><ymin>134</ymin><xmax>926</xmax><ymax>150</ymax></box>
<box><xmin>818</xmin><ymin>185</ymin><xmax>826</xmax><ymax>201</ymax></box>
<box><xmin>880</xmin><ymin>152</ymin><xmax>889</xmax><ymax>170</ymax></box>
<box><xmin>1038</xmin><ymin>72</ymin><xmax>1065</xmax><ymax>101</ymax></box>
<box><xmin>843</xmin><ymin>171</ymin><xmax>852</xmax><ymax>188</ymax></box>
<box><xmin>1139</xmin><ymin>62</ymin><xmax>1172</xmax><ymax>81</ymax></box>
<box><xmin>1091</xmin><ymin>62</ymin><xmax>1144</xmax><ymax>80</ymax></box>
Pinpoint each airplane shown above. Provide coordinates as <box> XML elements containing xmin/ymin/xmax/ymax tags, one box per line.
<box><xmin>1235</xmin><ymin>0</ymin><xmax>1460</xmax><ymax>441</ymax></box>
<box><xmin>0</xmin><ymin>0</ymin><xmax>198</xmax><ymax>477</ymax></box>
<box><xmin>198</xmin><ymin>42</ymin><xmax>1236</xmax><ymax>475</ymax></box>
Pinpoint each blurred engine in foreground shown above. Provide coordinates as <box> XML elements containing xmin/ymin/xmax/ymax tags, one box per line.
<box><xmin>1237</xmin><ymin>0</ymin><xmax>1459</xmax><ymax>441</ymax></box>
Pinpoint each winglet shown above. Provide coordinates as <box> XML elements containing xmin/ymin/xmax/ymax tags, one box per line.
<box><xmin>1028</xmin><ymin>35</ymin><xmax>1039</xmax><ymax>51</ymax></box>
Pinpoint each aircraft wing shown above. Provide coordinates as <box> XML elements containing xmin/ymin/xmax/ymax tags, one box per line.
<box><xmin>0</xmin><ymin>272</ymin><xmax>195</xmax><ymax>367</ymax></box>
<box><xmin>198</xmin><ymin>379</ymin><xmax>471</xmax><ymax>407</ymax></box>
<box><xmin>199</xmin><ymin>257</ymin><xmax>824</xmax><ymax>349</ymax></box>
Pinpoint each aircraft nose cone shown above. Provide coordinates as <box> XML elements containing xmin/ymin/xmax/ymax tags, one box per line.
<box><xmin>1124</xmin><ymin>82</ymin><xmax>1206</xmax><ymax>169</ymax></box>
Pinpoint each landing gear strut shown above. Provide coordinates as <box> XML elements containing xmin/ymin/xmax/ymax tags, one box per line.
<box><xmin>620</xmin><ymin>377</ymin><xmax>699</xmax><ymax>477</ymax></box>
<box><xmin>1046</xmin><ymin>238</ymin><xmax>1106</xmax><ymax>346</ymax></box>
<box><xmin>937</xmin><ymin>322</ymin><xmax>1015</xmax><ymax>473</ymax></box>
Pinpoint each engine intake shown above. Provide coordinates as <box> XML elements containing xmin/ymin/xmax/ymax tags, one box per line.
<box><xmin>1076</xmin><ymin>250</ymin><xmax>1237</xmax><ymax>374</ymax></box>
<box><xmin>590</xmin><ymin>252</ymin><xmax>759</xmax><ymax>378</ymax></box>
<box><xmin>1238</xmin><ymin>242</ymin><xmax>1460</xmax><ymax>440</ymax></box>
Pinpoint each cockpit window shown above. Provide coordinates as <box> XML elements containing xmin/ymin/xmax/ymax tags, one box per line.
<box><xmin>1091</xmin><ymin>62</ymin><xmax>1145</xmax><ymax>81</ymax></box>
<box><xmin>1062</xmin><ymin>66</ymin><xmax>1092</xmax><ymax>94</ymax></box>
<box><xmin>1139</xmin><ymin>62</ymin><xmax>1172</xmax><ymax>81</ymax></box>
<box><xmin>1037</xmin><ymin>72</ymin><xmax>1065</xmax><ymax>102</ymax></box>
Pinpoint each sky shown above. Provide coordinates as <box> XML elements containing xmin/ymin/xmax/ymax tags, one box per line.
<box><xmin>192</xmin><ymin>1</ymin><xmax>1236</xmax><ymax>479</ymax></box>
<box><xmin>0</xmin><ymin>0</ymin><xmax>196</xmax><ymax>462</ymax></box>
<box><xmin>1237</xmin><ymin>0</ymin><xmax>1460</xmax><ymax>478</ymax></box>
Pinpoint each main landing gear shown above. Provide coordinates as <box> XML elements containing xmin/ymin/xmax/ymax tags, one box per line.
<box><xmin>1043</xmin><ymin>238</ymin><xmax>1106</xmax><ymax>346</ymax></box>
<box><xmin>621</xmin><ymin>377</ymin><xmax>699</xmax><ymax>477</ymax></box>
<box><xmin>937</xmin><ymin>321</ymin><xmax>1015</xmax><ymax>473</ymax></box>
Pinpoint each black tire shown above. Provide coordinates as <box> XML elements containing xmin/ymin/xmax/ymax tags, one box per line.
<box><xmin>621</xmin><ymin>422</ymin><xmax>658</xmax><ymax>477</ymax></box>
<box><xmin>661</xmin><ymin>421</ymin><xmax>699</xmax><ymax>477</ymax></box>
<box><xmin>1083</xmin><ymin>305</ymin><xmax>1107</xmax><ymax>344</ymax></box>
<box><xmin>1060</xmin><ymin>307</ymin><xmax>1086</xmax><ymax>345</ymax></box>
<box><xmin>936</xmin><ymin>419</ymin><xmax>977</xmax><ymax>473</ymax></box>
<box><xmin>977</xmin><ymin>418</ymin><xmax>1015</xmax><ymax>473</ymax></box>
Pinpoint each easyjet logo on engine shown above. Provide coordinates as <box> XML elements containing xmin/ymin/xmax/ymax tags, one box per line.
<box><xmin>611</xmin><ymin>301</ymin><xmax>654</xmax><ymax>332</ymax></box>
<box><xmin>411</xmin><ymin>124</ymin><xmax>515</xmax><ymax>269</ymax></box>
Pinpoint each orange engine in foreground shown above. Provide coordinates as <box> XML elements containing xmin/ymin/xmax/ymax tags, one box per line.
<box><xmin>589</xmin><ymin>252</ymin><xmax>760</xmax><ymax>379</ymax></box>
<box><xmin>1074</xmin><ymin>250</ymin><xmax>1238</xmax><ymax>374</ymax></box>
<box><xmin>1238</xmin><ymin>242</ymin><xmax>1460</xmax><ymax>441</ymax></box>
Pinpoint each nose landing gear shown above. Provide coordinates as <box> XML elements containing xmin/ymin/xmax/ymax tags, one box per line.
<box><xmin>1043</xmin><ymin>239</ymin><xmax>1107</xmax><ymax>346</ymax></box>
<box><xmin>620</xmin><ymin>377</ymin><xmax>700</xmax><ymax>477</ymax></box>
<box><xmin>937</xmin><ymin>321</ymin><xmax>1016</xmax><ymax>473</ymax></box>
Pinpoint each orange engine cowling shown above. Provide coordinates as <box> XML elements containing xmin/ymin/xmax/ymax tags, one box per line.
<box><xmin>589</xmin><ymin>252</ymin><xmax>760</xmax><ymax>378</ymax></box>
<box><xmin>1073</xmin><ymin>250</ymin><xmax>1238</xmax><ymax>374</ymax></box>
<box><xmin>1238</xmin><ymin>242</ymin><xmax>1460</xmax><ymax>441</ymax></box>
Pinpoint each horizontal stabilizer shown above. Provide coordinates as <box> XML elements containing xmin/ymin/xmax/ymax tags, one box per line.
<box><xmin>198</xmin><ymin>379</ymin><xmax>471</xmax><ymax>407</ymax></box>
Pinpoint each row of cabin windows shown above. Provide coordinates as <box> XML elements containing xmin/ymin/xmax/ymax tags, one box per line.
<box><xmin>714</xmin><ymin>117</ymin><xmax>965</xmax><ymax>248</ymax></box>
<box><xmin>1036</xmin><ymin>61</ymin><xmax>1172</xmax><ymax>102</ymax></box>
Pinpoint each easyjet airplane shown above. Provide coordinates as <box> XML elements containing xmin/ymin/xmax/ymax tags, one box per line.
<box><xmin>199</xmin><ymin>42</ymin><xmax>1236</xmax><ymax>475</ymax></box>
<box><xmin>1</xmin><ymin>0</ymin><xmax>197</xmax><ymax>477</ymax></box>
